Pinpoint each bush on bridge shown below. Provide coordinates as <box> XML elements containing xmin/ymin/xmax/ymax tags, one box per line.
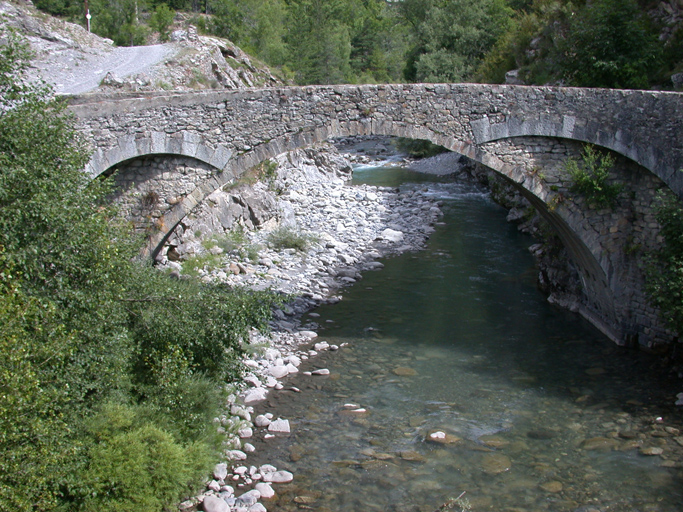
<box><xmin>0</xmin><ymin>34</ymin><xmax>279</xmax><ymax>511</ymax></box>
<box><xmin>566</xmin><ymin>144</ymin><xmax>622</xmax><ymax>210</ymax></box>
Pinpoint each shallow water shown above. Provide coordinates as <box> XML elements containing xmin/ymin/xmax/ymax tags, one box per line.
<box><xmin>250</xmin><ymin>166</ymin><xmax>683</xmax><ymax>512</ymax></box>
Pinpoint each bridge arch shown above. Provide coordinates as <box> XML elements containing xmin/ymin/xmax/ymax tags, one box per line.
<box><xmin>134</xmin><ymin>123</ymin><xmax>618</xmax><ymax>341</ymax></box>
<box><xmin>71</xmin><ymin>84</ymin><xmax>683</xmax><ymax>347</ymax></box>
<box><xmin>85</xmin><ymin>131</ymin><xmax>232</xmax><ymax>178</ymax></box>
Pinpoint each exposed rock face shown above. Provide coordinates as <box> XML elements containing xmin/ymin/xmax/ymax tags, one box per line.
<box><xmin>161</xmin><ymin>143</ymin><xmax>352</xmax><ymax>262</ymax></box>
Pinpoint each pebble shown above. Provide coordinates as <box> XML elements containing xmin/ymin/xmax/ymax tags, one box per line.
<box><xmin>427</xmin><ymin>430</ymin><xmax>462</xmax><ymax>445</ymax></box>
<box><xmin>214</xmin><ymin>463</ymin><xmax>228</xmax><ymax>481</ymax></box>
<box><xmin>226</xmin><ymin>450</ymin><xmax>248</xmax><ymax>461</ymax></box>
<box><xmin>640</xmin><ymin>446</ymin><xmax>664</xmax><ymax>456</ymax></box>
<box><xmin>254</xmin><ymin>482</ymin><xmax>276</xmax><ymax>499</ymax></box>
<box><xmin>263</xmin><ymin>470</ymin><xmax>294</xmax><ymax>484</ymax></box>
<box><xmin>393</xmin><ymin>367</ymin><xmax>417</xmax><ymax>376</ymax></box>
<box><xmin>311</xmin><ymin>368</ymin><xmax>330</xmax><ymax>375</ymax></box>
<box><xmin>202</xmin><ymin>495</ymin><xmax>230</xmax><ymax>512</ymax></box>
<box><xmin>255</xmin><ymin>415</ymin><xmax>272</xmax><ymax>427</ymax></box>
<box><xmin>238</xmin><ymin>427</ymin><xmax>253</xmax><ymax>438</ymax></box>
<box><xmin>243</xmin><ymin>388</ymin><xmax>268</xmax><ymax>405</ymax></box>
<box><xmin>540</xmin><ymin>481</ymin><xmax>564</xmax><ymax>493</ymax></box>
<box><xmin>580</xmin><ymin>437</ymin><xmax>619</xmax><ymax>451</ymax></box>
<box><xmin>481</xmin><ymin>453</ymin><xmax>512</xmax><ymax>475</ymax></box>
<box><xmin>267</xmin><ymin>419</ymin><xmax>291</xmax><ymax>433</ymax></box>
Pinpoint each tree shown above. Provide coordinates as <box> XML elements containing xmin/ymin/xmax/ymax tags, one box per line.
<box><xmin>90</xmin><ymin>0</ymin><xmax>150</xmax><ymax>46</ymax></box>
<box><xmin>0</xmin><ymin>32</ymin><xmax>279</xmax><ymax>510</ymax></box>
<box><xmin>285</xmin><ymin>0</ymin><xmax>353</xmax><ymax>84</ymax></box>
<box><xmin>402</xmin><ymin>0</ymin><xmax>514</xmax><ymax>82</ymax></box>
<box><xmin>150</xmin><ymin>3</ymin><xmax>176</xmax><ymax>42</ymax></box>
<box><xmin>559</xmin><ymin>0</ymin><xmax>662</xmax><ymax>89</ymax></box>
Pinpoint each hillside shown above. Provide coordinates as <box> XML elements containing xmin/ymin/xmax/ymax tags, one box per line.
<box><xmin>0</xmin><ymin>0</ymin><xmax>286</xmax><ymax>95</ymax></box>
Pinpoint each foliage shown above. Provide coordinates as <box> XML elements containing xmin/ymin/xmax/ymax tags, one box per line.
<box><xmin>0</xmin><ymin>33</ymin><xmax>280</xmax><ymax>510</ymax></box>
<box><xmin>78</xmin><ymin>403</ymin><xmax>214</xmax><ymax>512</ymax></box>
<box><xmin>401</xmin><ymin>0</ymin><xmax>514</xmax><ymax>82</ymax></box>
<box><xmin>645</xmin><ymin>190</ymin><xmax>683</xmax><ymax>337</ymax></box>
<box><xmin>31</xmin><ymin>0</ymin><xmax>676</xmax><ymax>89</ymax></box>
<box><xmin>566</xmin><ymin>145</ymin><xmax>622</xmax><ymax>209</ymax></box>
<box><xmin>0</xmin><ymin>252</ymin><xmax>74</xmax><ymax>511</ymax></box>
<box><xmin>559</xmin><ymin>0</ymin><xmax>662</xmax><ymax>89</ymax></box>
<box><xmin>477</xmin><ymin>0</ymin><xmax>666</xmax><ymax>88</ymax></box>
<box><xmin>149</xmin><ymin>3</ymin><xmax>176</xmax><ymax>42</ymax></box>
<box><xmin>208</xmin><ymin>0</ymin><xmax>290</xmax><ymax>66</ymax></box>
<box><xmin>126</xmin><ymin>275</ymin><xmax>279</xmax><ymax>386</ymax></box>
<box><xmin>207</xmin><ymin>229</ymin><xmax>261</xmax><ymax>261</ymax></box>
<box><xmin>89</xmin><ymin>0</ymin><xmax>150</xmax><ymax>46</ymax></box>
<box><xmin>393</xmin><ymin>138</ymin><xmax>448</xmax><ymax>159</ymax></box>
<box><xmin>266</xmin><ymin>226</ymin><xmax>316</xmax><ymax>252</ymax></box>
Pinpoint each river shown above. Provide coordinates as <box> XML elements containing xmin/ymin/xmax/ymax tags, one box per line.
<box><xmin>247</xmin><ymin>162</ymin><xmax>683</xmax><ymax>512</ymax></box>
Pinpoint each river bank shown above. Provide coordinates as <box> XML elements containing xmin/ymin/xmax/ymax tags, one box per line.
<box><xmin>160</xmin><ymin>139</ymin><xmax>455</xmax><ymax>511</ymax></box>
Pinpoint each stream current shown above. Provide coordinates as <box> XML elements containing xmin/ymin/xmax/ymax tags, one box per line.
<box><xmin>249</xmin><ymin>163</ymin><xmax>683</xmax><ymax>512</ymax></box>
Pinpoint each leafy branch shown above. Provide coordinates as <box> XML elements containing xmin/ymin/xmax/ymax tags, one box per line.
<box><xmin>566</xmin><ymin>144</ymin><xmax>622</xmax><ymax>209</ymax></box>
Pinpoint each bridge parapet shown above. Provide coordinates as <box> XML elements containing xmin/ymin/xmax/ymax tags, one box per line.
<box><xmin>69</xmin><ymin>84</ymin><xmax>683</xmax><ymax>195</ymax></box>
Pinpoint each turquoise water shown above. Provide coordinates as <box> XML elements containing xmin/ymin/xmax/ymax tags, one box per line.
<box><xmin>249</xmin><ymin>166</ymin><xmax>683</xmax><ymax>512</ymax></box>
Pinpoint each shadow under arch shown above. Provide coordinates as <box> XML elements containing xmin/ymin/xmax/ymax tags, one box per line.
<box><xmin>84</xmin><ymin>131</ymin><xmax>233</xmax><ymax>178</ymax></box>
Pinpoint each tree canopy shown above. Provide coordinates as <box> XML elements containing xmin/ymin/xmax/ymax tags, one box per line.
<box><xmin>0</xmin><ymin>33</ymin><xmax>279</xmax><ymax>511</ymax></box>
<box><xmin>31</xmin><ymin>0</ymin><xmax>681</xmax><ymax>89</ymax></box>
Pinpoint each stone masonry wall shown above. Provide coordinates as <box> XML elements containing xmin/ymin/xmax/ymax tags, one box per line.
<box><xmin>68</xmin><ymin>84</ymin><xmax>683</xmax><ymax>348</ymax></box>
<box><xmin>481</xmin><ymin>137</ymin><xmax>671</xmax><ymax>346</ymax></box>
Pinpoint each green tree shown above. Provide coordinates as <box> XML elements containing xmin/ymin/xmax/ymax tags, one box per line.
<box><xmin>475</xmin><ymin>0</ymin><xmax>573</xmax><ymax>84</ymax></box>
<box><xmin>559</xmin><ymin>0</ymin><xmax>662</xmax><ymax>88</ymax></box>
<box><xmin>402</xmin><ymin>0</ymin><xmax>514</xmax><ymax>82</ymax></box>
<box><xmin>285</xmin><ymin>0</ymin><xmax>353</xmax><ymax>84</ymax></box>
<box><xmin>90</xmin><ymin>0</ymin><xmax>150</xmax><ymax>46</ymax></box>
<box><xmin>0</xmin><ymin>33</ymin><xmax>279</xmax><ymax>510</ymax></box>
<box><xmin>149</xmin><ymin>3</ymin><xmax>176</xmax><ymax>42</ymax></box>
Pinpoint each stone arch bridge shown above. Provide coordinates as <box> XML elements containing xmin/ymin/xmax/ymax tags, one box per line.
<box><xmin>68</xmin><ymin>84</ymin><xmax>683</xmax><ymax>348</ymax></box>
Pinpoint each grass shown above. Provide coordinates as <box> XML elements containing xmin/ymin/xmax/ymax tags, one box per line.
<box><xmin>266</xmin><ymin>226</ymin><xmax>317</xmax><ymax>252</ymax></box>
<box><xmin>181</xmin><ymin>252</ymin><xmax>224</xmax><ymax>277</ymax></box>
<box><xmin>202</xmin><ymin>229</ymin><xmax>261</xmax><ymax>262</ymax></box>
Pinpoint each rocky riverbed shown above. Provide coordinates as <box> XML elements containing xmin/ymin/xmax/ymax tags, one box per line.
<box><xmin>162</xmin><ymin>139</ymin><xmax>683</xmax><ymax>512</ymax></box>
<box><xmin>159</xmin><ymin>140</ymin><xmax>453</xmax><ymax>512</ymax></box>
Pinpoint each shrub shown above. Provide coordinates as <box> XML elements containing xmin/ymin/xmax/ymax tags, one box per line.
<box><xmin>645</xmin><ymin>190</ymin><xmax>683</xmax><ymax>336</ymax></box>
<box><xmin>80</xmin><ymin>403</ymin><xmax>213</xmax><ymax>512</ymax></box>
<box><xmin>266</xmin><ymin>226</ymin><xmax>316</xmax><ymax>252</ymax></box>
<box><xmin>149</xmin><ymin>4</ymin><xmax>176</xmax><ymax>42</ymax></box>
<box><xmin>566</xmin><ymin>145</ymin><xmax>622</xmax><ymax>209</ymax></box>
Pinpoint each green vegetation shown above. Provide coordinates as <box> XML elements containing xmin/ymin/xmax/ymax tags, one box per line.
<box><xmin>149</xmin><ymin>3</ymin><xmax>176</xmax><ymax>42</ymax></box>
<box><xmin>394</xmin><ymin>138</ymin><xmax>449</xmax><ymax>159</ymax></box>
<box><xmin>266</xmin><ymin>226</ymin><xmax>317</xmax><ymax>252</ymax></box>
<box><xmin>566</xmin><ymin>145</ymin><xmax>622</xmax><ymax>209</ymax></box>
<box><xmin>0</xmin><ymin>35</ymin><xmax>280</xmax><ymax>511</ymax></box>
<box><xmin>646</xmin><ymin>190</ymin><xmax>683</xmax><ymax>337</ymax></box>
<box><xmin>477</xmin><ymin>0</ymin><xmax>677</xmax><ymax>89</ymax></box>
<box><xmin>32</xmin><ymin>0</ymin><xmax>682</xmax><ymax>90</ymax></box>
